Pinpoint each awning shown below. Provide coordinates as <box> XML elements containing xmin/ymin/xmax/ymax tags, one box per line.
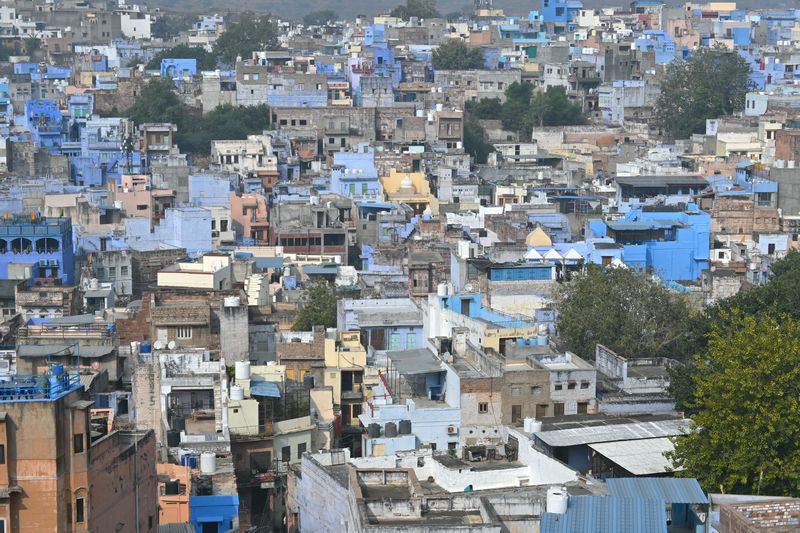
<box><xmin>250</xmin><ymin>380</ymin><xmax>281</xmax><ymax>398</ymax></box>
<box><xmin>524</xmin><ymin>248</ymin><xmax>543</xmax><ymax>260</ymax></box>
<box><xmin>543</xmin><ymin>249</ymin><xmax>563</xmax><ymax>261</ymax></box>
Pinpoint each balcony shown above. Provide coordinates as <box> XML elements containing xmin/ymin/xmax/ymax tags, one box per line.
<box><xmin>230</xmin><ymin>420</ymin><xmax>274</xmax><ymax>441</ymax></box>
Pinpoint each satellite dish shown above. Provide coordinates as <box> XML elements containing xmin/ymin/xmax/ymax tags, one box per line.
<box><xmin>167</xmin><ymin>341</ymin><xmax>176</xmax><ymax>350</ymax></box>
<box><xmin>153</xmin><ymin>340</ymin><xmax>164</xmax><ymax>350</ymax></box>
<box><xmin>91</xmin><ymin>361</ymin><xmax>100</xmax><ymax>370</ymax></box>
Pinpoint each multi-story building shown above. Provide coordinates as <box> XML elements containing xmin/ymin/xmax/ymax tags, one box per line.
<box><xmin>0</xmin><ymin>216</ymin><xmax>75</xmax><ymax>285</ymax></box>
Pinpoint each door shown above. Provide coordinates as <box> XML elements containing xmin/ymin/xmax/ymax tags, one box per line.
<box><xmin>373</xmin><ymin>443</ymin><xmax>386</xmax><ymax>456</ymax></box>
<box><xmin>553</xmin><ymin>402</ymin><xmax>565</xmax><ymax>416</ymax></box>
<box><xmin>388</xmin><ymin>332</ymin><xmax>402</xmax><ymax>350</ymax></box>
<box><xmin>511</xmin><ymin>404</ymin><xmax>522</xmax><ymax>424</ymax></box>
<box><xmin>406</xmin><ymin>332</ymin><xmax>417</xmax><ymax>349</ymax></box>
<box><xmin>536</xmin><ymin>404</ymin><xmax>548</xmax><ymax>418</ymax></box>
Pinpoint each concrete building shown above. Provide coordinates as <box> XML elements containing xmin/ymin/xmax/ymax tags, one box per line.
<box><xmin>0</xmin><ymin>370</ymin><xmax>157</xmax><ymax>532</ymax></box>
<box><xmin>0</xmin><ymin>215</ymin><xmax>75</xmax><ymax>285</ymax></box>
<box><xmin>157</xmin><ymin>253</ymin><xmax>233</xmax><ymax>291</ymax></box>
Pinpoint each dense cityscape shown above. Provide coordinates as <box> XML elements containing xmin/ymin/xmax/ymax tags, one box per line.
<box><xmin>0</xmin><ymin>0</ymin><xmax>795</xmax><ymax>531</ymax></box>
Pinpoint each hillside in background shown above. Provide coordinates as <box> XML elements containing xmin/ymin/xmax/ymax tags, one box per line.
<box><xmin>146</xmin><ymin>0</ymin><xmax>795</xmax><ymax>22</ymax></box>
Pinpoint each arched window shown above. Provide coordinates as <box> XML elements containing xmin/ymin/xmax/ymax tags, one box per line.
<box><xmin>10</xmin><ymin>238</ymin><xmax>32</xmax><ymax>254</ymax></box>
<box><xmin>35</xmin><ymin>238</ymin><xmax>59</xmax><ymax>254</ymax></box>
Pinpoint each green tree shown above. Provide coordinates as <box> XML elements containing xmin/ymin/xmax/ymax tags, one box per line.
<box><xmin>146</xmin><ymin>44</ymin><xmax>217</xmax><ymax>71</ymax></box>
<box><xmin>127</xmin><ymin>55</ymin><xmax>144</xmax><ymax>68</ymax></box>
<box><xmin>529</xmin><ymin>86</ymin><xmax>584</xmax><ymax>127</ymax></box>
<box><xmin>432</xmin><ymin>39</ymin><xmax>485</xmax><ymax>70</ymax></box>
<box><xmin>555</xmin><ymin>266</ymin><xmax>693</xmax><ymax>361</ymax></box>
<box><xmin>176</xmin><ymin>104</ymin><xmax>270</xmax><ymax>154</ymax></box>
<box><xmin>656</xmin><ymin>46</ymin><xmax>753</xmax><ymax>139</ymax></box>
<box><xmin>303</xmin><ymin>9</ymin><xmax>336</xmax><ymax>26</ymax></box>
<box><xmin>667</xmin><ymin>312</ymin><xmax>800</xmax><ymax>496</ymax></box>
<box><xmin>151</xmin><ymin>13</ymin><xmax>195</xmax><ymax>40</ymax></box>
<box><xmin>24</xmin><ymin>37</ymin><xmax>41</xmax><ymax>55</ymax></box>
<box><xmin>292</xmin><ymin>282</ymin><xmax>337</xmax><ymax>331</ymax></box>
<box><xmin>214</xmin><ymin>12</ymin><xmax>279</xmax><ymax>65</ymax></box>
<box><xmin>390</xmin><ymin>0</ymin><xmax>441</xmax><ymax>19</ymax></box>
<box><xmin>465</xmin><ymin>97</ymin><xmax>502</xmax><ymax>120</ymax></box>
<box><xmin>669</xmin><ymin>251</ymin><xmax>800</xmax><ymax>411</ymax></box>
<box><xmin>500</xmin><ymin>81</ymin><xmax>534</xmax><ymax>137</ymax></box>
<box><xmin>463</xmin><ymin>118</ymin><xmax>494</xmax><ymax>164</ymax></box>
<box><xmin>125</xmin><ymin>78</ymin><xmax>185</xmax><ymax>126</ymax></box>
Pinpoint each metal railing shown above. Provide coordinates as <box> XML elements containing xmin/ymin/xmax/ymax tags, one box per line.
<box><xmin>0</xmin><ymin>373</ymin><xmax>81</xmax><ymax>402</ymax></box>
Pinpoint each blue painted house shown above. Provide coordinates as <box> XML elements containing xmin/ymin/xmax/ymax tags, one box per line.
<box><xmin>540</xmin><ymin>0</ymin><xmax>582</xmax><ymax>29</ymax></box>
<box><xmin>161</xmin><ymin>58</ymin><xmax>197</xmax><ymax>80</ymax></box>
<box><xmin>189</xmin><ymin>494</ymin><xmax>239</xmax><ymax>533</ymax></box>
<box><xmin>0</xmin><ymin>216</ymin><xmax>75</xmax><ymax>284</ymax></box>
<box><xmin>329</xmin><ymin>151</ymin><xmax>382</xmax><ymax>200</ymax></box>
<box><xmin>23</xmin><ymin>99</ymin><xmax>63</xmax><ymax>151</ymax></box>
<box><xmin>634</xmin><ymin>30</ymin><xmax>676</xmax><ymax>65</ymax></box>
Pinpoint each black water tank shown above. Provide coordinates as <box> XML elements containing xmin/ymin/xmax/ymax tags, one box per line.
<box><xmin>385</xmin><ymin>422</ymin><xmax>398</xmax><ymax>438</ymax></box>
<box><xmin>399</xmin><ymin>420</ymin><xmax>412</xmax><ymax>435</ymax></box>
<box><xmin>367</xmin><ymin>423</ymin><xmax>381</xmax><ymax>438</ymax></box>
<box><xmin>172</xmin><ymin>417</ymin><xmax>186</xmax><ymax>432</ymax></box>
<box><xmin>166</xmin><ymin>429</ymin><xmax>180</xmax><ymax>448</ymax></box>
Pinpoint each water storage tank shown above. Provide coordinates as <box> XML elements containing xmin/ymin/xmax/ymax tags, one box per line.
<box><xmin>200</xmin><ymin>452</ymin><xmax>216</xmax><ymax>474</ymax></box>
<box><xmin>437</xmin><ymin>283</ymin><xmax>448</xmax><ymax>296</ymax></box>
<box><xmin>538</xmin><ymin>334</ymin><xmax>549</xmax><ymax>346</ymax></box>
<box><xmin>546</xmin><ymin>486</ymin><xmax>568</xmax><ymax>514</ymax></box>
<box><xmin>385</xmin><ymin>422</ymin><xmax>398</xmax><ymax>438</ymax></box>
<box><xmin>166</xmin><ymin>430</ymin><xmax>181</xmax><ymax>447</ymax></box>
<box><xmin>516</xmin><ymin>338</ymin><xmax>526</xmax><ymax>347</ymax></box>
<box><xmin>523</xmin><ymin>417</ymin><xmax>534</xmax><ymax>433</ymax></box>
<box><xmin>51</xmin><ymin>363</ymin><xmax>64</xmax><ymax>376</ymax></box>
<box><xmin>531</xmin><ymin>419</ymin><xmax>543</xmax><ymax>433</ymax></box>
<box><xmin>368</xmin><ymin>423</ymin><xmax>381</xmax><ymax>438</ymax></box>
<box><xmin>234</xmin><ymin>361</ymin><xmax>251</xmax><ymax>380</ymax></box>
<box><xmin>224</xmin><ymin>296</ymin><xmax>241</xmax><ymax>307</ymax></box>
<box><xmin>230</xmin><ymin>385</ymin><xmax>244</xmax><ymax>401</ymax></box>
<box><xmin>140</xmin><ymin>342</ymin><xmax>152</xmax><ymax>354</ymax></box>
<box><xmin>399</xmin><ymin>420</ymin><xmax>412</xmax><ymax>435</ymax></box>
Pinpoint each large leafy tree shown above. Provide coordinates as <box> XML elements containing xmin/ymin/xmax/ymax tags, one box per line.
<box><xmin>668</xmin><ymin>312</ymin><xmax>800</xmax><ymax>496</ymax></box>
<box><xmin>529</xmin><ymin>86</ymin><xmax>584</xmax><ymax>127</ymax></box>
<box><xmin>555</xmin><ymin>266</ymin><xmax>692</xmax><ymax>361</ymax></box>
<box><xmin>656</xmin><ymin>46</ymin><xmax>753</xmax><ymax>139</ymax></box>
<box><xmin>432</xmin><ymin>39</ymin><xmax>485</xmax><ymax>70</ymax></box>
<box><xmin>125</xmin><ymin>78</ymin><xmax>185</xmax><ymax>126</ymax></box>
<box><xmin>465</xmin><ymin>97</ymin><xmax>502</xmax><ymax>120</ymax></box>
<box><xmin>146</xmin><ymin>44</ymin><xmax>217</xmax><ymax>71</ymax></box>
<box><xmin>390</xmin><ymin>0</ymin><xmax>441</xmax><ymax>19</ymax></box>
<box><xmin>292</xmin><ymin>282</ymin><xmax>337</xmax><ymax>331</ymax></box>
<box><xmin>463</xmin><ymin>118</ymin><xmax>494</xmax><ymax>164</ymax></box>
<box><xmin>214</xmin><ymin>12</ymin><xmax>279</xmax><ymax>65</ymax></box>
<box><xmin>500</xmin><ymin>82</ymin><xmax>534</xmax><ymax>138</ymax></box>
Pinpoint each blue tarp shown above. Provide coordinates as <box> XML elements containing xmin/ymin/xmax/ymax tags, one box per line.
<box><xmin>250</xmin><ymin>380</ymin><xmax>281</xmax><ymax>398</ymax></box>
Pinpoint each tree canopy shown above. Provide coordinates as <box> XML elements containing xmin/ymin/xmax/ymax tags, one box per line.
<box><xmin>303</xmin><ymin>10</ymin><xmax>337</xmax><ymax>26</ymax></box>
<box><xmin>146</xmin><ymin>44</ymin><xmax>217</xmax><ymax>71</ymax></box>
<box><xmin>555</xmin><ymin>266</ymin><xmax>693</xmax><ymax>362</ymax></box>
<box><xmin>214</xmin><ymin>12</ymin><xmax>279</xmax><ymax>65</ymax></box>
<box><xmin>432</xmin><ymin>39</ymin><xmax>485</xmax><ymax>70</ymax></box>
<box><xmin>656</xmin><ymin>46</ymin><xmax>753</xmax><ymax>139</ymax></box>
<box><xmin>151</xmin><ymin>13</ymin><xmax>195</xmax><ymax>40</ymax></box>
<box><xmin>465</xmin><ymin>97</ymin><xmax>503</xmax><ymax>119</ymax></box>
<box><xmin>667</xmin><ymin>312</ymin><xmax>800</xmax><ymax>496</ymax></box>
<box><xmin>124</xmin><ymin>79</ymin><xmax>270</xmax><ymax>154</ymax></box>
<box><xmin>529</xmin><ymin>86</ymin><xmax>585</xmax><ymax>127</ymax></box>
<box><xmin>390</xmin><ymin>0</ymin><xmax>441</xmax><ymax>19</ymax></box>
<box><xmin>292</xmin><ymin>282</ymin><xmax>337</xmax><ymax>331</ymax></box>
<box><xmin>463</xmin><ymin>118</ymin><xmax>494</xmax><ymax>165</ymax></box>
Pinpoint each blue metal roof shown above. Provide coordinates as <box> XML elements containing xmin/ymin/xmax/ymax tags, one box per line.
<box><xmin>606</xmin><ymin>478</ymin><xmax>708</xmax><ymax>504</ymax></box>
<box><xmin>250</xmin><ymin>380</ymin><xmax>281</xmax><ymax>398</ymax></box>
<box><xmin>541</xmin><ymin>496</ymin><xmax>667</xmax><ymax>533</ymax></box>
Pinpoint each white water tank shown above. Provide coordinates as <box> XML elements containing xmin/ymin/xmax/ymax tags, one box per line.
<box><xmin>523</xmin><ymin>417</ymin><xmax>534</xmax><ymax>433</ymax></box>
<box><xmin>546</xmin><ymin>486</ymin><xmax>568</xmax><ymax>514</ymax></box>
<box><xmin>531</xmin><ymin>419</ymin><xmax>543</xmax><ymax>434</ymax></box>
<box><xmin>437</xmin><ymin>283</ymin><xmax>448</xmax><ymax>296</ymax></box>
<box><xmin>230</xmin><ymin>385</ymin><xmax>244</xmax><ymax>401</ymax></box>
<box><xmin>200</xmin><ymin>452</ymin><xmax>216</xmax><ymax>474</ymax></box>
<box><xmin>235</xmin><ymin>361</ymin><xmax>251</xmax><ymax>380</ymax></box>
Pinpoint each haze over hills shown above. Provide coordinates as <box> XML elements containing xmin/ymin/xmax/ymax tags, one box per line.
<box><xmin>146</xmin><ymin>0</ymin><xmax>795</xmax><ymax>21</ymax></box>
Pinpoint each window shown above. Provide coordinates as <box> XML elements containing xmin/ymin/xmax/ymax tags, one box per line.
<box><xmin>297</xmin><ymin>442</ymin><xmax>307</xmax><ymax>457</ymax></box>
<box><xmin>511</xmin><ymin>387</ymin><xmax>521</xmax><ymax>397</ymax></box>
<box><xmin>531</xmin><ymin>386</ymin><xmax>542</xmax><ymax>396</ymax></box>
<box><xmin>567</xmin><ymin>382</ymin><xmax>576</xmax><ymax>390</ymax></box>
<box><xmin>478</xmin><ymin>402</ymin><xmax>488</xmax><ymax>414</ymax></box>
<box><xmin>281</xmin><ymin>445</ymin><xmax>291</xmax><ymax>462</ymax></box>
<box><xmin>0</xmin><ymin>444</ymin><xmax>5</xmax><ymax>464</ymax></box>
<box><xmin>554</xmin><ymin>384</ymin><xmax>563</xmax><ymax>391</ymax></box>
<box><xmin>120</xmin><ymin>266</ymin><xmax>128</xmax><ymax>276</ymax></box>
<box><xmin>580</xmin><ymin>382</ymin><xmax>590</xmax><ymax>389</ymax></box>
<box><xmin>76</xmin><ymin>497</ymin><xmax>85</xmax><ymax>523</ymax></box>
<box><xmin>73</xmin><ymin>433</ymin><xmax>84</xmax><ymax>454</ymax></box>
<box><xmin>176</xmin><ymin>327</ymin><xmax>192</xmax><ymax>340</ymax></box>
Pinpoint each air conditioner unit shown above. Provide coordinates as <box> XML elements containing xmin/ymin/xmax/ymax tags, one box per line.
<box><xmin>447</xmin><ymin>425</ymin><xmax>457</xmax><ymax>435</ymax></box>
<box><xmin>0</xmin><ymin>361</ymin><xmax>9</xmax><ymax>373</ymax></box>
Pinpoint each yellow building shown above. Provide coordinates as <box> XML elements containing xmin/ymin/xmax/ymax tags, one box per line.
<box><xmin>380</xmin><ymin>170</ymin><xmax>438</xmax><ymax>214</ymax></box>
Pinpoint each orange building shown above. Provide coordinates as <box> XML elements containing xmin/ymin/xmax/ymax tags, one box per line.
<box><xmin>157</xmin><ymin>464</ymin><xmax>191</xmax><ymax>524</ymax></box>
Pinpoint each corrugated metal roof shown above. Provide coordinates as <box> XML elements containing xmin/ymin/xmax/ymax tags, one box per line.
<box><xmin>158</xmin><ymin>524</ymin><xmax>194</xmax><ymax>533</ymax></box>
<box><xmin>541</xmin><ymin>496</ymin><xmax>667</xmax><ymax>533</ymax></box>
<box><xmin>588</xmin><ymin>437</ymin><xmax>679</xmax><ymax>476</ymax></box>
<box><xmin>534</xmin><ymin>419</ymin><xmax>691</xmax><ymax>447</ymax></box>
<box><xmin>607</xmin><ymin>478</ymin><xmax>708</xmax><ymax>504</ymax></box>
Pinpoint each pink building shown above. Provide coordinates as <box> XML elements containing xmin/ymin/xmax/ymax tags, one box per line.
<box><xmin>230</xmin><ymin>193</ymin><xmax>269</xmax><ymax>242</ymax></box>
